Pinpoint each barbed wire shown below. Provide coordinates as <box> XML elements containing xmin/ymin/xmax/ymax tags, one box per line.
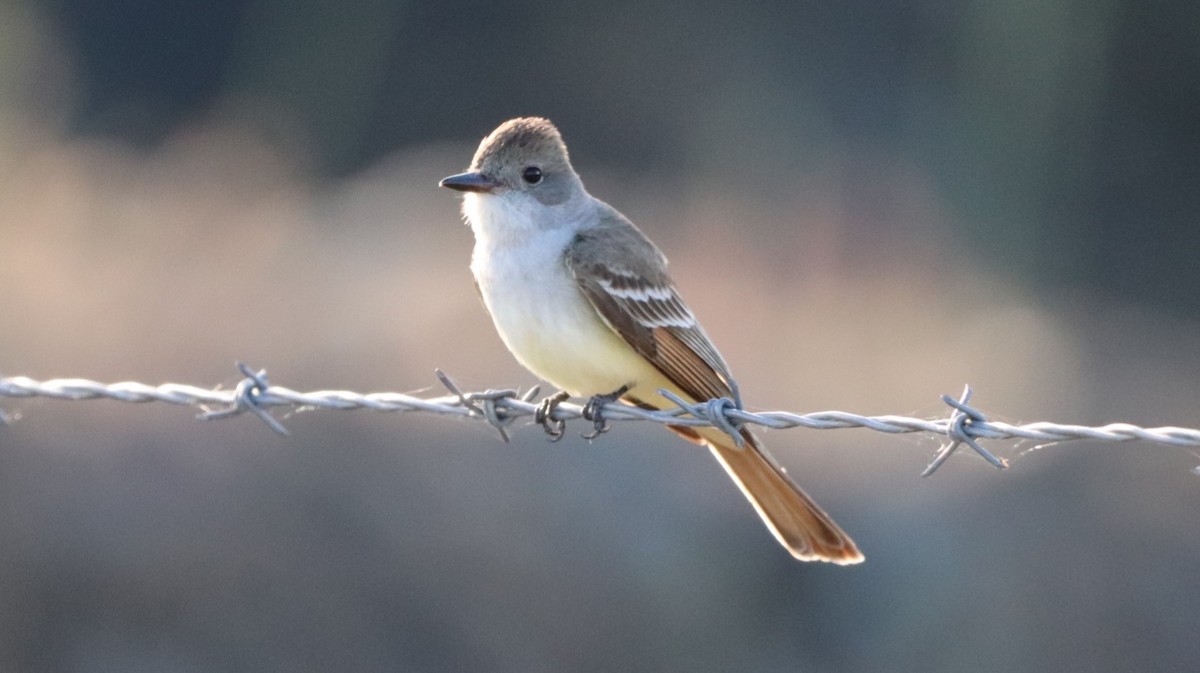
<box><xmin>2</xmin><ymin>363</ymin><xmax>1199</xmax><ymax>476</ymax></box>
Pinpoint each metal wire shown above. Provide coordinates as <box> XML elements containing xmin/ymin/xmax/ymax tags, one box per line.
<box><xmin>3</xmin><ymin>364</ymin><xmax>1199</xmax><ymax>476</ymax></box>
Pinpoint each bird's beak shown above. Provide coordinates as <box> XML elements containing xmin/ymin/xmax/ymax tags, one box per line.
<box><xmin>439</xmin><ymin>171</ymin><xmax>500</xmax><ymax>193</ymax></box>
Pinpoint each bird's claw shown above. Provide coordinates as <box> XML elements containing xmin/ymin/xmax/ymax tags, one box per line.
<box><xmin>581</xmin><ymin>385</ymin><xmax>629</xmax><ymax>440</ymax></box>
<box><xmin>534</xmin><ymin>391</ymin><xmax>571</xmax><ymax>442</ymax></box>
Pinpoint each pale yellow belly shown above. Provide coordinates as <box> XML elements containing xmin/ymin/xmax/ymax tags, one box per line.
<box><xmin>472</xmin><ymin>227</ymin><xmax>687</xmax><ymax>403</ymax></box>
<box><xmin>496</xmin><ymin>290</ymin><xmax>665</xmax><ymax>397</ymax></box>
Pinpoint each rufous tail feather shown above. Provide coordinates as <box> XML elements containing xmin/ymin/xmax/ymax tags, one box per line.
<box><xmin>668</xmin><ymin>424</ymin><xmax>863</xmax><ymax>564</ymax></box>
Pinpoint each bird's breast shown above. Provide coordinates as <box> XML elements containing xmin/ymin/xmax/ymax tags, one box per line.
<box><xmin>471</xmin><ymin>236</ymin><xmax>654</xmax><ymax>396</ymax></box>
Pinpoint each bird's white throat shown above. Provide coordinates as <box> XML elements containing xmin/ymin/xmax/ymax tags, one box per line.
<box><xmin>462</xmin><ymin>191</ymin><xmax>660</xmax><ymax>397</ymax></box>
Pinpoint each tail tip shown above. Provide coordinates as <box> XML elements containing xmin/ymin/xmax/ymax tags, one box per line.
<box><xmin>789</xmin><ymin>544</ymin><xmax>866</xmax><ymax>565</ymax></box>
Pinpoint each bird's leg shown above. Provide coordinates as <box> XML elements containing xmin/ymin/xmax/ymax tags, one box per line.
<box><xmin>581</xmin><ymin>384</ymin><xmax>630</xmax><ymax>439</ymax></box>
<box><xmin>534</xmin><ymin>390</ymin><xmax>571</xmax><ymax>442</ymax></box>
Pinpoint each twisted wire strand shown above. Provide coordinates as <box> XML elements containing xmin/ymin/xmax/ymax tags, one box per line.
<box><xmin>3</xmin><ymin>365</ymin><xmax>1199</xmax><ymax>475</ymax></box>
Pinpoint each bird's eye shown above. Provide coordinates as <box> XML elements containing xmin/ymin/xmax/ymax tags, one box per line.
<box><xmin>522</xmin><ymin>166</ymin><xmax>543</xmax><ymax>184</ymax></box>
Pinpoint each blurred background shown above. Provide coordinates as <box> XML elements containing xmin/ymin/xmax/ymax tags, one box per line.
<box><xmin>1</xmin><ymin>1</ymin><xmax>1199</xmax><ymax>671</ymax></box>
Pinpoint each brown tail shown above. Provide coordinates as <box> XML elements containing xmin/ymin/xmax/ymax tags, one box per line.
<box><xmin>670</xmin><ymin>423</ymin><xmax>863</xmax><ymax>564</ymax></box>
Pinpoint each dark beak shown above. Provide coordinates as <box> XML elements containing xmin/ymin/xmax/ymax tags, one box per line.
<box><xmin>439</xmin><ymin>171</ymin><xmax>500</xmax><ymax>193</ymax></box>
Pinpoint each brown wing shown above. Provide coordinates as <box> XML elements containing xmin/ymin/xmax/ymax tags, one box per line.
<box><xmin>564</xmin><ymin>219</ymin><xmax>740</xmax><ymax>406</ymax></box>
<box><xmin>563</xmin><ymin>214</ymin><xmax>863</xmax><ymax>564</ymax></box>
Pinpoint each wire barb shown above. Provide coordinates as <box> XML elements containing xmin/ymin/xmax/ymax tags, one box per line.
<box><xmin>3</xmin><ymin>369</ymin><xmax>1200</xmax><ymax>474</ymax></box>
<box><xmin>197</xmin><ymin>363</ymin><xmax>290</xmax><ymax>436</ymax></box>
<box><xmin>658</xmin><ymin>389</ymin><xmax>745</xmax><ymax>448</ymax></box>
<box><xmin>435</xmin><ymin>369</ymin><xmax>523</xmax><ymax>442</ymax></box>
<box><xmin>922</xmin><ymin>385</ymin><xmax>1008</xmax><ymax>477</ymax></box>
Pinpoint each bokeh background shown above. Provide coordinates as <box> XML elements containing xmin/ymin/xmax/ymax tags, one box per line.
<box><xmin>2</xmin><ymin>1</ymin><xmax>1199</xmax><ymax>671</ymax></box>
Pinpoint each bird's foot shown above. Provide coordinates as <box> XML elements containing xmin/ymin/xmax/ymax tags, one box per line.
<box><xmin>534</xmin><ymin>390</ymin><xmax>571</xmax><ymax>442</ymax></box>
<box><xmin>581</xmin><ymin>385</ymin><xmax>630</xmax><ymax>439</ymax></box>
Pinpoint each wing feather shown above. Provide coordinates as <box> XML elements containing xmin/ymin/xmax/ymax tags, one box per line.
<box><xmin>563</xmin><ymin>213</ymin><xmax>862</xmax><ymax>564</ymax></box>
<box><xmin>564</xmin><ymin>224</ymin><xmax>738</xmax><ymax>405</ymax></box>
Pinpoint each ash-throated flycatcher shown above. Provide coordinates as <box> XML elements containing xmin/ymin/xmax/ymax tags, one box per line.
<box><xmin>440</xmin><ymin>117</ymin><xmax>862</xmax><ymax>564</ymax></box>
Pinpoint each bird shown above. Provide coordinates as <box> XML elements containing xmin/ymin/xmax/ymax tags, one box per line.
<box><xmin>439</xmin><ymin>117</ymin><xmax>862</xmax><ymax>564</ymax></box>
